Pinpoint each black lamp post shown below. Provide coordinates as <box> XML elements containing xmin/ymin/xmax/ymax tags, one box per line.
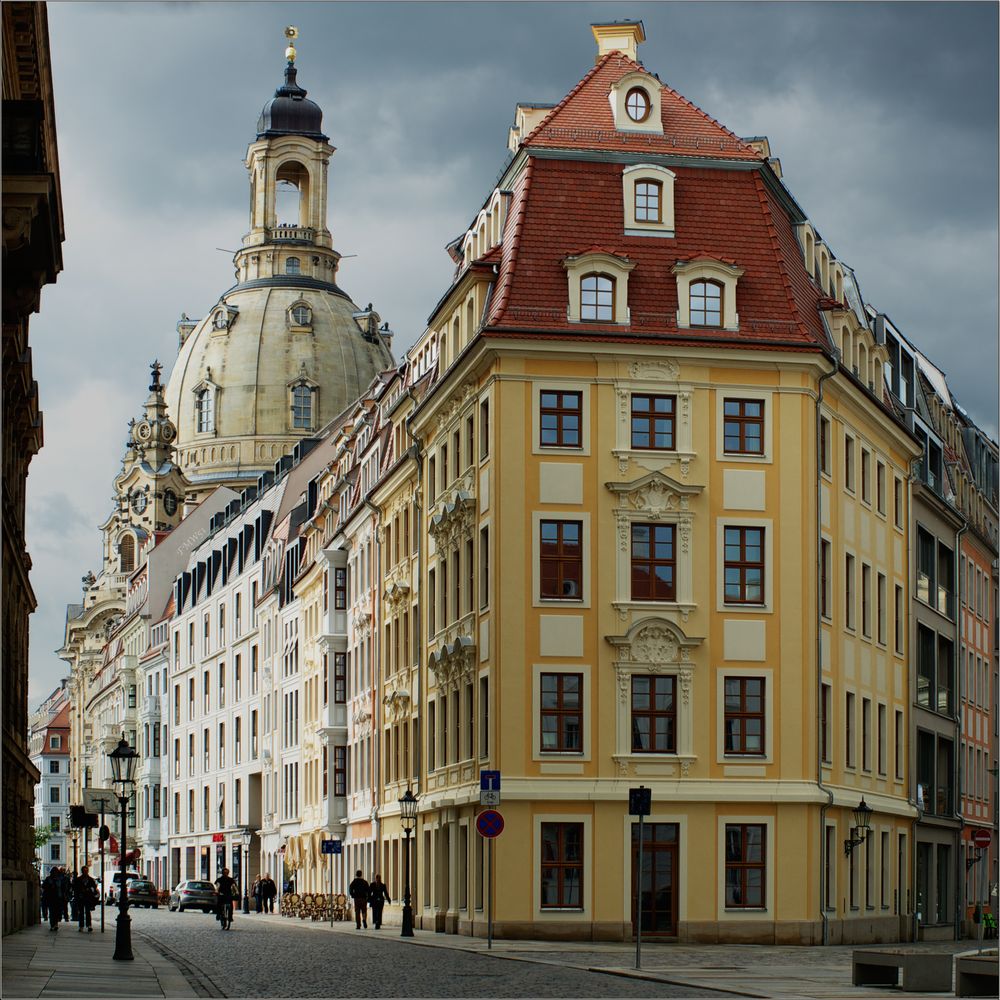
<box><xmin>241</xmin><ymin>828</ymin><xmax>252</xmax><ymax>914</ymax></box>
<box><xmin>399</xmin><ymin>789</ymin><xmax>417</xmax><ymax>937</ymax></box>
<box><xmin>108</xmin><ymin>735</ymin><xmax>138</xmax><ymax>961</ymax></box>
<box><xmin>843</xmin><ymin>797</ymin><xmax>873</xmax><ymax>857</ymax></box>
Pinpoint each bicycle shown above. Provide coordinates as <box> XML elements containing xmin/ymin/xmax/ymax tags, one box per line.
<box><xmin>219</xmin><ymin>897</ymin><xmax>234</xmax><ymax>930</ymax></box>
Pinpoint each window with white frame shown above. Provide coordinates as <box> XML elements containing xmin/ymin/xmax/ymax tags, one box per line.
<box><xmin>563</xmin><ymin>251</ymin><xmax>635</xmax><ymax>325</ymax></box>
<box><xmin>194</xmin><ymin>385</ymin><xmax>215</xmax><ymax>434</ymax></box>
<box><xmin>622</xmin><ymin>164</ymin><xmax>675</xmax><ymax>236</ymax></box>
<box><xmin>673</xmin><ymin>257</ymin><xmax>743</xmax><ymax>330</ymax></box>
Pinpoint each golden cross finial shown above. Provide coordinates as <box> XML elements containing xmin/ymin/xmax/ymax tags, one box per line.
<box><xmin>284</xmin><ymin>25</ymin><xmax>298</xmax><ymax>63</ymax></box>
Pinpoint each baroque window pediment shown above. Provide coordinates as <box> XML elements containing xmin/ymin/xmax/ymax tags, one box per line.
<box><xmin>606</xmin><ymin>469</ymin><xmax>701</xmax><ymax>516</ymax></box>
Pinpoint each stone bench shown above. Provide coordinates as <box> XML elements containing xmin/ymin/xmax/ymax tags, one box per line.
<box><xmin>852</xmin><ymin>948</ymin><xmax>952</xmax><ymax>992</ymax></box>
<box><xmin>955</xmin><ymin>954</ymin><xmax>999</xmax><ymax>998</ymax></box>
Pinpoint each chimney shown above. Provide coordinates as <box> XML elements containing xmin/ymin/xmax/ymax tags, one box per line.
<box><xmin>591</xmin><ymin>20</ymin><xmax>645</xmax><ymax>62</ymax></box>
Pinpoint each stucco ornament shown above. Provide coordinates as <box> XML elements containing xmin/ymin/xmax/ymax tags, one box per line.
<box><xmin>629</xmin><ymin>359</ymin><xmax>679</xmax><ymax>381</ymax></box>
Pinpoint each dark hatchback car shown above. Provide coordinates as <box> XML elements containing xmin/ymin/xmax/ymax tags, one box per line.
<box><xmin>126</xmin><ymin>879</ymin><xmax>159</xmax><ymax>908</ymax></box>
<box><xmin>168</xmin><ymin>880</ymin><xmax>218</xmax><ymax>913</ymax></box>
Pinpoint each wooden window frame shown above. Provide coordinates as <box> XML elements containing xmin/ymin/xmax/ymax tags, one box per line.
<box><xmin>725</xmin><ymin>823</ymin><xmax>767</xmax><ymax>909</ymax></box>
<box><xmin>630</xmin><ymin>394</ymin><xmax>675</xmax><ymax>451</ymax></box>
<box><xmin>625</xmin><ymin>87</ymin><xmax>651</xmax><ymax>123</ymax></box>
<box><xmin>630</xmin><ymin>675</ymin><xmax>676</xmax><ymax>753</ymax></box>
<box><xmin>539</xmin><ymin>391</ymin><xmax>582</xmax><ymax>449</ymax></box>
<box><xmin>723</xmin><ymin>398</ymin><xmax>764</xmax><ymax>455</ymax></box>
<box><xmin>539</xmin><ymin>672</ymin><xmax>583</xmax><ymax>753</ymax></box>
<box><xmin>333</xmin><ymin>745</ymin><xmax>347</xmax><ymax>797</ymax></box>
<box><xmin>634</xmin><ymin>179</ymin><xmax>662</xmax><ymax>223</ymax></box>
<box><xmin>333</xmin><ymin>652</ymin><xmax>347</xmax><ymax>704</ymax></box>
<box><xmin>630</xmin><ymin>523</ymin><xmax>676</xmax><ymax>601</ymax></box>
<box><xmin>540</xmin><ymin>519</ymin><xmax>583</xmax><ymax>600</ymax></box>
<box><xmin>540</xmin><ymin>822</ymin><xmax>584</xmax><ymax>909</ymax></box>
<box><xmin>723</xmin><ymin>677</ymin><xmax>766</xmax><ymax>755</ymax></box>
<box><xmin>690</xmin><ymin>279</ymin><xmax>723</xmax><ymax>328</ymax></box>
<box><xmin>579</xmin><ymin>272</ymin><xmax>615</xmax><ymax>322</ymax></box>
<box><xmin>723</xmin><ymin>526</ymin><xmax>765</xmax><ymax>605</ymax></box>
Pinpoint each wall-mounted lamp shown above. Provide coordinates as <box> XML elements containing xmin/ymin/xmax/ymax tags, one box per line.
<box><xmin>843</xmin><ymin>797</ymin><xmax>873</xmax><ymax>857</ymax></box>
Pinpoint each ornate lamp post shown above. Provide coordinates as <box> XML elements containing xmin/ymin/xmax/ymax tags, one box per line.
<box><xmin>399</xmin><ymin>789</ymin><xmax>417</xmax><ymax>937</ymax></box>
<box><xmin>843</xmin><ymin>797</ymin><xmax>873</xmax><ymax>857</ymax></box>
<box><xmin>108</xmin><ymin>735</ymin><xmax>138</xmax><ymax>961</ymax></box>
<box><xmin>241</xmin><ymin>828</ymin><xmax>252</xmax><ymax>914</ymax></box>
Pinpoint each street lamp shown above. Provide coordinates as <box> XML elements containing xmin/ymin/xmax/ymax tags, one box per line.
<box><xmin>399</xmin><ymin>789</ymin><xmax>418</xmax><ymax>937</ymax></box>
<box><xmin>843</xmin><ymin>797</ymin><xmax>873</xmax><ymax>857</ymax></box>
<box><xmin>108</xmin><ymin>735</ymin><xmax>138</xmax><ymax>961</ymax></box>
<box><xmin>241</xmin><ymin>828</ymin><xmax>252</xmax><ymax>914</ymax></box>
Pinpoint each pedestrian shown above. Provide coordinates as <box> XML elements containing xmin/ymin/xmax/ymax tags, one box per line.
<box><xmin>252</xmin><ymin>875</ymin><xmax>262</xmax><ymax>913</ymax></box>
<box><xmin>72</xmin><ymin>866</ymin><xmax>99</xmax><ymax>932</ymax></box>
<box><xmin>349</xmin><ymin>870</ymin><xmax>370</xmax><ymax>929</ymax></box>
<box><xmin>41</xmin><ymin>871</ymin><xmax>63</xmax><ymax>931</ymax></box>
<box><xmin>56</xmin><ymin>867</ymin><xmax>71</xmax><ymax>922</ymax></box>
<box><xmin>261</xmin><ymin>873</ymin><xmax>276</xmax><ymax>912</ymax></box>
<box><xmin>368</xmin><ymin>874</ymin><xmax>391</xmax><ymax>929</ymax></box>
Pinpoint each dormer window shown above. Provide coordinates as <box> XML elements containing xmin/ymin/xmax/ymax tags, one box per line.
<box><xmin>213</xmin><ymin>310</ymin><xmax>228</xmax><ymax>330</ymax></box>
<box><xmin>625</xmin><ymin>87</ymin><xmax>651</xmax><ymax>123</ymax></box>
<box><xmin>292</xmin><ymin>306</ymin><xmax>310</xmax><ymax>326</ymax></box>
<box><xmin>581</xmin><ymin>273</ymin><xmax>615</xmax><ymax>322</ymax></box>
<box><xmin>195</xmin><ymin>386</ymin><xmax>215</xmax><ymax>434</ymax></box>
<box><xmin>634</xmin><ymin>180</ymin><xmax>661</xmax><ymax>222</ymax></box>
<box><xmin>292</xmin><ymin>384</ymin><xmax>314</xmax><ymax>429</ymax></box>
<box><xmin>563</xmin><ymin>250</ymin><xmax>635</xmax><ymax>325</ymax></box>
<box><xmin>286</xmin><ymin>257</ymin><xmax>301</xmax><ymax>275</ymax></box>
<box><xmin>690</xmin><ymin>280</ymin><xmax>723</xmax><ymax>327</ymax></box>
<box><xmin>623</xmin><ymin>165</ymin><xmax>675</xmax><ymax>237</ymax></box>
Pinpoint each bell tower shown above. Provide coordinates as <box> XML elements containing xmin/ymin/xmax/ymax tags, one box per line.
<box><xmin>235</xmin><ymin>27</ymin><xmax>341</xmax><ymax>287</ymax></box>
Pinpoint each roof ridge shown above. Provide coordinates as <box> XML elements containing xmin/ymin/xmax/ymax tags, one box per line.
<box><xmin>751</xmin><ymin>171</ymin><xmax>816</xmax><ymax>344</ymax></box>
<box><xmin>656</xmin><ymin>75</ymin><xmax>761</xmax><ymax>158</ymax></box>
<box><xmin>521</xmin><ymin>52</ymin><xmax>617</xmax><ymax>146</ymax></box>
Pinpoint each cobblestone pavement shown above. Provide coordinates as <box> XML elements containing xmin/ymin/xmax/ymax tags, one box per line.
<box><xmin>129</xmin><ymin>907</ymin><xmax>729</xmax><ymax>997</ymax></box>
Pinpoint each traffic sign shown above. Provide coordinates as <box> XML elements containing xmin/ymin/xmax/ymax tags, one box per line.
<box><xmin>476</xmin><ymin>810</ymin><xmax>504</xmax><ymax>838</ymax></box>
<box><xmin>480</xmin><ymin>789</ymin><xmax>501</xmax><ymax>807</ymax></box>
<box><xmin>972</xmin><ymin>829</ymin><xmax>992</xmax><ymax>849</ymax></box>
<box><xmin>480</xmin><ymin>770</ymin><xmax>501</xmax><ymax>791</ymax></box>
<box><xmin>82</xmin><ymin>788</ymin><xmax>116</xmax><ymax>815</ymax></box>
<box><xmin>629</xmin><ymin>786</ymin><xmax>652</xmax><ymax>816</ymax></box>
<box><xmin>321</xmin><ymin>839</ymin><xmax>338</xmax><ymax>855</ymax></box>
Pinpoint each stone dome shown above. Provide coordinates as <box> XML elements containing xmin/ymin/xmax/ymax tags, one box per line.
<box><xmin>257</xmin><ymin>64</ymin><xmax>327</xmax><ymax>141</ymax></box>
<box><xmin>165</xmin><ymin>281</ymin><xmax>392</xmax><ymax>497</ymax></box>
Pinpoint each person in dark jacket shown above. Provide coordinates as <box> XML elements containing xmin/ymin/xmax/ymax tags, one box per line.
<box><xmin>251</xmin><ymin>875</ymin><xmax>262</xmax><ymax>913</ymax></box>
<box><xmin>56</xmin><ymin>867</ymin><xmax>71</xmax><ymax>921</ymax></box>
<box><xmin>349</xmin><ymin>870</ymin><xmax>370</xmax><ymax>929</ymax></box>
<box><xmin>261</xmin><ymin>873</ymin><xmax>277</xmax><ymax>912</ymax></box>
<box><xmin>41</xmin><ymin>872</ymin><xmax>63</xmax><ymax>931</ymax></box>
<box><xmin>72</xmin><ymin>866</ymin><xmax>99</xmax><ymax>932</ymax></box>
<box><xmin>368</xmin><ymin>874</ymin><xmax>391</xmax><ymax>929</ymax></box>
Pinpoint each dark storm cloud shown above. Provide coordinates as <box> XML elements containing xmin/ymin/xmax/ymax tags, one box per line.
<box><xmin>26</xmin><ymin>1</ymin><xmax>997</xmax><ymax>703</ymax></box>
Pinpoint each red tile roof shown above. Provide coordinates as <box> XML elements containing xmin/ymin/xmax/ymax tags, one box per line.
<box><xmin>523</xmin><ymin>52</ymin><xmax>763</xmax><ymax>161</ymax></box>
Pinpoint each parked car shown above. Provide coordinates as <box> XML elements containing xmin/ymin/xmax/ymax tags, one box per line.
<box><xmin>126</xmin><ymin>879</ymin><xmax>159</xmax><ymax>908</ymax></box>
<box><xmin>168</xmin><ymin>880</ymin><xmax>218</xmax><ymax>913</ymax></box>
<box><xmin>103</xmin><ymin>870</ymin><xmax>140</xmax><ymax>904</ymax></box>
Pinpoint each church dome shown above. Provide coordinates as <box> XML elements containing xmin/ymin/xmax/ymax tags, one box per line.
<box><xmin>257</xmin><ymin>64</ymin><xmax>327</xmax><ymax>141</ymax></box>
<box><xmin>165</xmin><ymin>283</ymin><xmax>391</xmax><ymax>496</ymax></box>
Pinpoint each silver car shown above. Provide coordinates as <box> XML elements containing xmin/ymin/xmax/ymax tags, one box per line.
<box><xmin>168</xmin><ymin>879</ymin><xmax>218</xmax><ymax>913</ymax></box>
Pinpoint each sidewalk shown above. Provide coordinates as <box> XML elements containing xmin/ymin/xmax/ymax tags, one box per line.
<box><xmin>253</xmin><ymin>909</ymin><xmax>994</xmax><ymax>999</ymax></box>
<box><xmin>2</xmin><ymin>920</ymin><xmax>196</xmax><ymax>998</ymax></box>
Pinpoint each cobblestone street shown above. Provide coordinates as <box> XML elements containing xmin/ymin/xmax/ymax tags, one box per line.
<box><xmin>128</xmin><ymin>908</ymin><xmax>726</xmax><ymax>997</ymax></box>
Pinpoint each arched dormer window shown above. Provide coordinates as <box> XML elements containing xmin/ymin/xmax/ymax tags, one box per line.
<box><xmin>580</xmin><ymin>273</ymin><xmax>615</xmax><ymax>321</ymax></box>
<box><xmin>119</xmin><ymin>534</ymin><xmax>135</xmax><ymax>574</ymax></box>
<box><xmin>689</xmin><ymin>280</ymin><xmax>723</xmax><ymax>327</ymax></box>
<box><xmin>672</xmin><ymin>257</ymin><xmax>744</xmax><ymax>331</ymax></box>
<box><xmin>563</xmin><ymin>250</ymin><xmax>635</xmax><ymax>325</ymax></box>
<box><xmin>802</xmin><ymin>228</ymin><xmax>815</xmax><ymax>276</ymax></box>
<box><xmin>195</xmin><ymin>386</ymin><xmax>215</xmax><ymax>434</ymax></box>
<box><xmin>623</xmin><ymin>165</ymin><xmax>675</xmax><ymax>236</ymax></box>
<box><xmin>285</xmin><ymin>257</ymin><xmax>301</xmax><ymax>275</ymax></box>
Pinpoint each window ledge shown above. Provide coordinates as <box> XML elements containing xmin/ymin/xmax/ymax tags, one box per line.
<box><xmin>624</xmin><ymin>227</ymin><xmax>675</xmax><ymax>239</ymax></box>
<box><xmin>613</xmin><ymin>600</ymin><xmax>697</xmax><ymax>623</ymax></box>
<box><xmin>725</xmin><ymin>907</ymin><xmax>768</xmax><ymax>913</ymax></box>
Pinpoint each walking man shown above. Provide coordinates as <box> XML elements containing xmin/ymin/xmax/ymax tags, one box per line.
<box><xmin>41</xmin><ymin>871</ymin><xmax>63</xmax><ymax>931</ymax></box>
<box><xmin>73</xmin><ymin>866</ymin><xmax>99</xmax><ymax>932</ymax></box>
<box><xmin>349</xmin><ymin>870</ymin><xmax>370</xmax><ymax>929</ymax></box>
<box><xmin>368</xmin><ymin>874</ymin><xmax>391</xmax><ymax>929</ymax></box>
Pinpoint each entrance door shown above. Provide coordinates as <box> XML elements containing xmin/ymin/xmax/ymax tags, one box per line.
<box><xmin>631</xmin><ymin>822</ymin><xmax>678</xmax><ymax>937</ymax></box>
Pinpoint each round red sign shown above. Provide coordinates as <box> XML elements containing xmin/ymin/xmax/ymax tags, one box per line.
<box><xmin>971</xmin><ymin>829</ymin><xmax>991</xmax><ymax>849</ymax></box>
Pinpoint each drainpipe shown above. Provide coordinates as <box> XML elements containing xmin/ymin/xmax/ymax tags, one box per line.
<box><xmin>954</xmin><ymin>518</ymin><xmax>968</xmax><ymax>941</ymax></box>
<box><xmin>815</xmin><ymin>360</ymin><xmax>838</xmax><ymax>946</ymax></box>
<box><xmin>907</xmin><ymin>460</ymin><xmax>921</xmax><ymax>942</ymax></box>
<box><xmin>364</xmin><ymin>498</ymin><xmax>383</xmax><ymax>875</ymax></box>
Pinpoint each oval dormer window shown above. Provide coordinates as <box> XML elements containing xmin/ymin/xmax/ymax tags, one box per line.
<box><xmin>625</xmin><ymin>87</ymin><xmax>651</xmax><ymax>123</ymax></box>
<box><xmin>286</xmin><ymin>257</ymin><xmax>301</xmax><ymax>275</ymax></box>
<box><xmin>291</xmin><ymin>305</ymin><xmax>311</xmax><ymax>326</ymax></box>
<box><xmin>213</xmin><ymin>310</ymin><xmax>228</xmax><ymax>330</ymax></box>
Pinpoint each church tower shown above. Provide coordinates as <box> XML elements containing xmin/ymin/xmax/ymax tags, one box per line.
<box><xmin>165</xmin><ymin>28</ymin><xmax>394</xmax><ymax>502</ymax></box>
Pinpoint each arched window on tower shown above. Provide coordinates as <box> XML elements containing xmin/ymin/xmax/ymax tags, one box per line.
<box><xmin>291</xmin><ymin>384</ymin><xmax>314</xmax><ymax>430</ymax></box>
<box><xmin>120</xmin><ymin>534</ymin><xmax>135</xmax><ymax>574</ymax></box>
<box><xmin>285</xmin><ymin>257</ymin><xmax>301</xmax><ymax>275</ymax></box>
<box><xmin>195</xmin><ymin>388</ymin><xmax>215</xmax><ymax>434</ymax></box>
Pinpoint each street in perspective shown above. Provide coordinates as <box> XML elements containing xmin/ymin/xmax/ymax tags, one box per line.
<box><xmin>3</xmin><ymin>3</ymin><xmax>998</xmax><ymax>1000</ymax></box>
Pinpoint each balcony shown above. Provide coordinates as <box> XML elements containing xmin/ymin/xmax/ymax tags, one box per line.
<box><xmin>266</xmin><ymin>224</ymin><xmax>314</xmax><ymax>244</ymax></box>
<box><xmin>138</xmin><ymin>756</ymin><xmax>161</xmax><ymax>781</ymax></box>
<box><xmin>141</xmin><ymin>817</ymin><xmax>163</xmax><ymax>847</ymax></box>
<box><xmin>139</xmin><ymin>694</ymin><xmax>160</xmax><ymax>722</ymax></box>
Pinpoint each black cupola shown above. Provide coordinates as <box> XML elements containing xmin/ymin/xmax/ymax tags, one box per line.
<box><xmin>256</xmin><ymin>62</ymin><xmax>327</xmax><ymax>141</ymax></box>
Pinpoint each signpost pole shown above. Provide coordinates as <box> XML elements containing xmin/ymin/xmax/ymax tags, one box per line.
<box><xmin>635</xmin><ymin>811</ymin><xmax>644</xmax><ymax>971</ymax></box>
<box><xmin>329</xmin><ymin>851</ymin><xmax>334</xmax><ymax>928</ymax></box>
<box><xmin>100</xmin><ymin>809</ymin><xmax>106</xmax><ymax>933</ymax></box>
<box><xmin>487</xmin><ymin>836</ymin><xmax>493</xmax><ymax>951</ymax></box>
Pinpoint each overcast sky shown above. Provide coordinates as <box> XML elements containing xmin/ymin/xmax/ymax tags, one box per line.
<box><xmin>27</xmin><ymin>1</ymin><xmax>998</xmax><ymax>705</ymax></box>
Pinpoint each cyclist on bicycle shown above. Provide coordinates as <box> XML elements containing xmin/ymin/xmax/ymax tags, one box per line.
<box><xmin>215</xmin><ymin>868</ymin><xmax>238</xmax><ymax>927</ymax></box>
